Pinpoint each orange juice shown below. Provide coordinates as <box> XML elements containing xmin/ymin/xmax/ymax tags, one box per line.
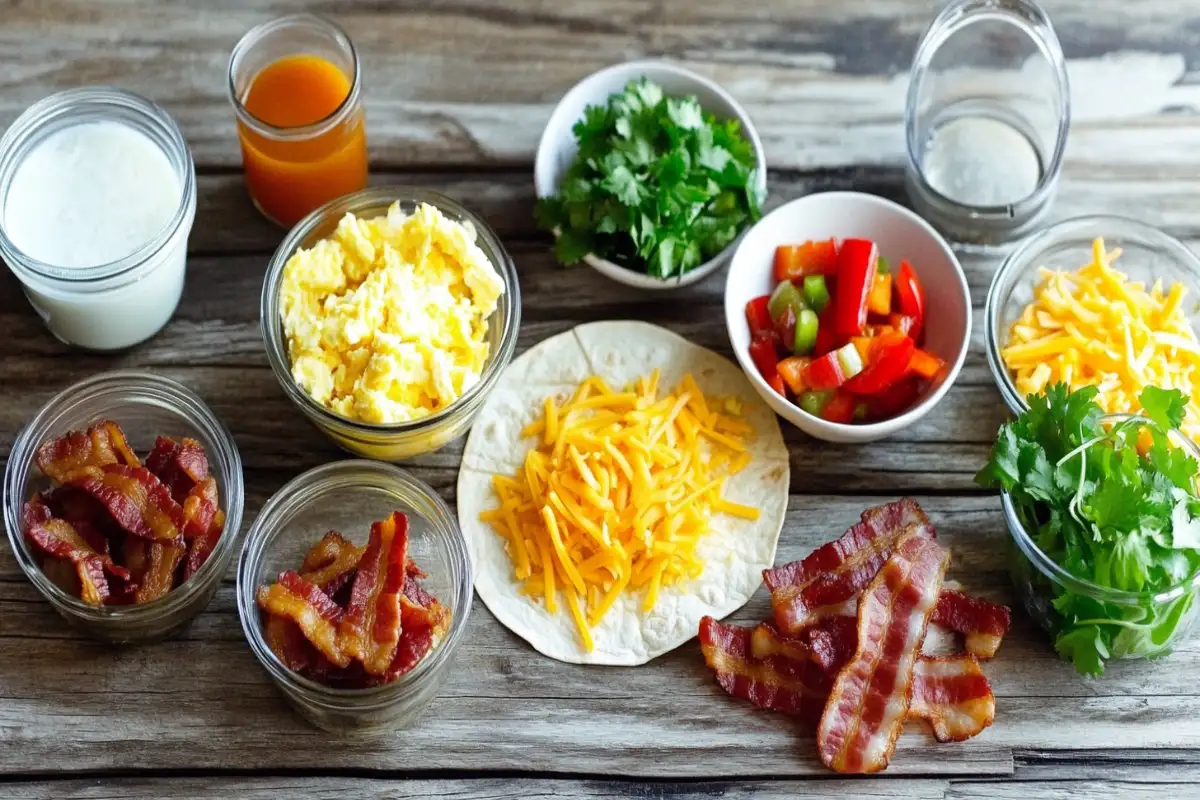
<box><xmin>236</xmin><ymin>54</ymin><xmax>367</xmax><ymax>227</ymax></box>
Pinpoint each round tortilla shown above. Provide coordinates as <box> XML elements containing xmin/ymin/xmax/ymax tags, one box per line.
<box><xmin>457</xmin><ymin>321</ymin><xmax>789</xmax><ymax>665</ymax></box>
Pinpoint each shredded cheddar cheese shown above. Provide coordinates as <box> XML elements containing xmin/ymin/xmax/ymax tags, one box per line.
<box><xmin>478</xmin><ymin>370</ymin><xmax>759</xmax><ymax>651</ymax></box>
<box><xmin>1002</xmin><ymin>237</ymin><xmax>1200</xmax><ymax>441</ymax></box>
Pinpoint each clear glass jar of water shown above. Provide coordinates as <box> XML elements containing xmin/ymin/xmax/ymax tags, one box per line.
<box><xmin>905</xmin><ymin>0</ymin><xmax>1070</xmax><ymax>245</ymax></box>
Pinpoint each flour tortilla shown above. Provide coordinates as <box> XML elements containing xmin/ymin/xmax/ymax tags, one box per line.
<box><xmin>457</xmin><ymin>321</ymin><xmax>789</xmax><ymax>665</ymax></box>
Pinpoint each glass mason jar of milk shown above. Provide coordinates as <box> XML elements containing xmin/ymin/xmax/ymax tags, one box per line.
<box><xmin>0</xmin><ymin>87</ymin><xmax>197</xmax><ymax>351</ymax></box>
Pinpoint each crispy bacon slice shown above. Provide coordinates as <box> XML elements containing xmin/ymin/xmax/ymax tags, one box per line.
<box><xmin>23</xmin><ymin>495</ymin><xmax>130</xmax><ymax>606</ymax></box>
<box><xmin>817</xmin><ymin>527</ymin><xmax>950</xmax><ymax>774</ymax></box>
<box><xmin>338</xmin><ymin>512</ymin><xmax>409</xmax><ymax>676</ymax></box>
<box><xmin>180</xmin><ymin>478</ymin><xmax>223</xmax><ymax>580</ymax></box>
<box><xmin>66</xmin><ymin>464</ymin><xmax>189</xmax><ymax>542</ymax></box>
<box><xmin>300</xmin><ymin>531</ymin><xmax>366</xmax><ymax>597</ymax></box>
<box><xmin>909</xmin><ymin>655</ymin><xmax>996</xmax><ymax>742</ymax></box>
<box><xmin>34</xmin><ymin>421</ymin><xmax>140</xmax><ymax>483</ymax></box>
<box><xmin>383</xmin><ymin>573</ymin><xmax>452</xmax><ymax>681</ymax></box>
<box><xmin>144</xmin><ymin>435</ymin><xmax>210</xmax><ymax>502</ymax></box>
<box><xmin>134</xmin><ymin>542</ymin><xmax>186</xmax><ymax>604</ymax></box>
<box><xmin>42</xmin><ymin>487</ymin><xmax>113</xmax><ymax>555</ymax></box>
<box><xmin>264</xmin><ymin>614</ymin><xmax>313</xmax><ymax>673</ymax></box>
<box><xmin>700</xmin><ymin>616</ymin><xmax>994</xmax><ymax>741</ymax></box>
<box><xmin>764</xmin><ymin>499</ymin><xmax>934</xmax><ymax>633</ymax></box>
<box><xmin>257</xmin><ymin>571</ymin><xmax>350</xmax><ymax>668</ymax></box>
<box><xmin>699</xmin><ymin>617</ymin><xmax>833</xmax><ymax>723</ymax></box>
<box><xmin>932</xmin><ymin>590</ymin><xmax>1012</xmax><ymax>659</ymax></box>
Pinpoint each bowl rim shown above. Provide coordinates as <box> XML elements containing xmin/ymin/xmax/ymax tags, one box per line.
<box><xmin>259</xmin><ymin>185</ymin><xmax>521</xmax><ymax>434</ymax></box>
<box><xmin>985</xmin><ymin>214</ymin><xmax>1200</xmax><ymax>417</ymax></box>
<box><xmin>2</xmin><ymin>370</ymin><xmax>245</xmax><ymax>620</ymax></box>
<box><xmin>533</xmin><ymin>58</ymin><xmax>768</xmax><ymax>290</ymax></box>
<box><xmin>723</xmin><ymin>190</ymin><xmax>973</xmax><ymax>436</ymax></box>
<box><xmin>1002</xmin><ymin>412</ymin><xmax>1200</xmax><ymax>607</ymax></box>
<box><xmin>235</xmin><ymin>459</ymin><xmax>472</xmax><ymax>702</ymax></box>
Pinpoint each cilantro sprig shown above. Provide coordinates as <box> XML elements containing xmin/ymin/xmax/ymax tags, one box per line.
<box><xmin>536</xmin><ymin>78</ymin><xmax>762</xmax><ymax>279</ymax></box>
<box><xmin>977</xmin><ymin>384</ymin><xmax>1200</xmax><ymax>676</ymax></box>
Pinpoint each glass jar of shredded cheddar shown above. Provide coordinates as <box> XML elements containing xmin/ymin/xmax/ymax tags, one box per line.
<box><xmin>227</xmin><ymin>14</ymin><xmax>368</xmax><ymax>228</ymax></box>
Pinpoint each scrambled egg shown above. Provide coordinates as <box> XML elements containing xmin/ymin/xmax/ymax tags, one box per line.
<box><xmin>280</xmin><ymin>202</ymin><xmax>506</xmax><ymax>424</ymax></box>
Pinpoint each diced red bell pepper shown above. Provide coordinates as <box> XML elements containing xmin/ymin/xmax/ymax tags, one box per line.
<box><xmin>888</xmin><ymin>313</ymin><xmax>917</xmax><ymax>336</ymax></box>
<box><xmin>745</xmin><ymin>296</ymin><xmax>773</xmax><ymax>339</ymax></box>
<box><xmin>833</xmin><ymin>239</ymin><xmax>879</xmax><ymax>338</ymax></box>
<box><xmin>767</xmin><ymin>373</ymin><xmax>787</xmax><ymax>396</ymax></box>
<box><xmin>909</xmin><ymin>348</ymin><xmax>946</xmax><ymax>380</ymax></box>
<box><xmin>813</xmin><ymin>305</ymin><xmax>839</xmax><ymax>356</ymax></box>
<box><xmin>867</xmin><ymin>272</ymin><xmax>892</xmax><ymax>316</ymax></box>
<box><xmin>777</xmin><ymin>356</ymin><xmax>811</xmax><ymax>395</ymax></box>
<box><xmin>774</xmin><ymin>305</ymin><xmax>797</xmax><ymax>350</ymax></box>
<box><xmin>802</xmin><ymin>343</ymin><xmax>864</xmax><ymax>391</ymax></box>
<box><xmin>865</xmin><ymin>376</ymin><xmax>923</xmax><ymax>420</ymax></box>
<box><xmin>894</xmin><ymin>260</ymin><xmax>926</xmax><ymax>344</ymax></box>
<box><xmin>773</xmin><ymin>238</ymin><xmax>839</xmax><ymax>282</ymax></box>
<box><xmin>820</xmin><ymin>390</ymin><xmax>857</xmax><ymax>424</ymax></box>
<box><xmin>749</xmin><ymin>335</ymin><xmax>779</xmax><ymax>381</ymax></box>
<box><xmin>845</xmin><ymin>331</ymin><xmax>916</xmax><ymax>395</ymax></box>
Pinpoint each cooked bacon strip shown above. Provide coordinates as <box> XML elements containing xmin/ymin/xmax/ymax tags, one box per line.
<box><xmin>817</xmin><ymin>528</ymin><xmax>950</xmax><ymax>774</ymax></box>
<box><xmin>145</xmin><ymin>435</ymin><xmax>209</xmax><ymax>503</ymax></box>
<box><xmin>300</xmin><ymin>531</ymin><xmax>366</xmax><ymax>597</ymax></box>
<box><xmin>34</xmin><ymin>421</ymin><xmax>140</xmax><ymax>483</ymax></box>
<box><xmin>257</xmin><ymin>571</ymin><xmax>350</xmax><ymax>668</ymax></box>
<box><xmin>909</xmin><ymin>654</ymin><xmax>995</xmax><ymax>742</ymax></box>
<box><xmin>264</xmin><ymin>614</ymin><xmax>313</xmax><ymax>673</ymax></box>
<box><xmin>66</xmin><ymin>464</ymin><xmax>189</xmax><ymax>542</ymax></box>
<box><xmin>339</xmin><ymin>512</ymin><xmax>409</xmax><ymax>676</ymax></box>
<box><xmin>764</xmin><ymin>499</ymin><xmax>933</xmax><ymax>633</ymax></box>
<box><xmin>932</xmin><ymin>589</ymin><xmax>1012</xmax><ymax>659</ymax></box>
<box><xmin>699</xmin><ymin>616</ymin><xmax>833</xmax><ymax>723</ymax></box>
<box><xmin>22</xmin><ymin>496</ymin><xmax>130</xmax><ymax>605</ymax></box>
<box><xmin>700</xmin><ymin>616</ymin><xmax>994</xmax><ymax>740</ymax></box>
<box><xmin>134</xmin><ymin>541</ymin><xmax>186</xmax><ymax>603</ymax></box>
<box><xmin>42</xmin><ymin>487</ymin><xmax>112</xmax><ymax>555</ymax></box>
<box><xmin>180</xmin><ymin>478</ymin><xmax>222</xmax><ymax>579</ymax></box>
<box><xmin>385</xmin><ymin>591</ymin><xmax>448</xmax><ymax>681</ymax></box>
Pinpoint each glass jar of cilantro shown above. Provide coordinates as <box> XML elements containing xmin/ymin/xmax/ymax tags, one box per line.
<box><xmin>979</xmin><ymin>385</ymin><xmax>1200</xmax><ymax>676</ymax></box>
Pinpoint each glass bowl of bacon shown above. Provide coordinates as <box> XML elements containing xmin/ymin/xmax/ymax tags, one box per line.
<box><xmin>3</xmin><ymin>371</ymin><xmax>244</xmax><ymax>642</ymax></box>
<box><xmin>236</xmin><ymin>459</ymin><xmax>471</xmax><ymax>734</ymax></box>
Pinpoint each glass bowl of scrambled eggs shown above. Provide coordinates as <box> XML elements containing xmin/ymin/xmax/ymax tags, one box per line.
<box><xmin>260</xmin><ymin>186</ymin><xmax>520</xmax><ymax>461</ymax></box>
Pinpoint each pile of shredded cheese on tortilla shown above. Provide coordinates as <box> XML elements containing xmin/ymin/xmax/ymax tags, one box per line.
<box><xmin>479</xmin><ymin>370</ymin><xmax>760</xmax><ymax>652</ymax></box>
<box><xmin>1003</xmin><ymin>237</ymin><xmax>1200</xmax><ymax>441</ymax></box>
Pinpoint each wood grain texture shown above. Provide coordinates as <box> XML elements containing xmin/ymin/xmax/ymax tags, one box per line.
<box><xmin>2</xmin><ymin>0</ymin><xmax>1200</xmax><ymax>794</ymax></box>
<box><xmin>0</xmin><ymin>1</ymin><xmax>1196</xmax><ymax>171</ymax></box>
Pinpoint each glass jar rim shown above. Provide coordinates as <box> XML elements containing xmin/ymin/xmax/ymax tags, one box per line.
<box><xmin>1002</xmin><ymin>412</ymin><xmax>1200</xmax><ymax>606</ymax></box>
<box><xmin>985</xmin><ymin>214</ymin><xmax>1200</xmax><ymax>416</ymax></box>
<box><xmin>0</xmin><ymin>86</ymin><xmax>197</xmax><ymax>285</ymax></box>
<box><xmin>235</xmin><ymin>459</ymin><xmax>473</xmax><ymax>702</ymax></box>
<box><xmin>2</xmin><ymin>371</ymin><xmax>245</xmax><ymax>621</ymax></box>
<box><xmin>258</xmin><ymin>185</ymin><xmax>522</xmax><ymax>436</ymax></box>
<box><xmin>904</xmin><ymin>0</ymin><xmax>1070</xmax><ymax>217</ymax></box>
<box><xmin>227</xmin><ymin>13</ymin><xmax>363</xmax><ymax>142</ymax></box>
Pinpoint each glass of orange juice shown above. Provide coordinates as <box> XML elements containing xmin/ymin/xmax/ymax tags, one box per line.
<box><xmin>227</xmin><ymin>15</ymin><xmax>368</xmax><ymax>228</ymax></box>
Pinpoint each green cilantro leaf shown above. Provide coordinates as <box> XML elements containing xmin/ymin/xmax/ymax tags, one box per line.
<box><xmin>1140</xmin><ymin>386</ymin><xmax>1188</xmax><ymax>431</ymax></box>
<box><xmin>979</xmin><ymin>382</ymin><xmax>1200</xmax><ymax>676</ymax></box>
<box><xmin>536</xmin><ymin>78</ymin><xmax>760</xmax><ymax>277</ymax></box>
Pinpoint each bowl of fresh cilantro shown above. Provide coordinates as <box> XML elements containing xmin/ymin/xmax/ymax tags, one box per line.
<box><xmin>534</xmin><ymin>60</ymin><xmax>767</xmax><ymax>290</ymax></box>
<box><xmin>977</xmin><ymin>382</ymin><xmax>1200</xmax><ymax>677</ymax></box>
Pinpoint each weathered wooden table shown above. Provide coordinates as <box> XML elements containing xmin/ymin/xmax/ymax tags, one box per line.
<box><xmin>3</xmin><ymin>2</ymin><xmax>1200</xmax><ymax>798</ymax></box>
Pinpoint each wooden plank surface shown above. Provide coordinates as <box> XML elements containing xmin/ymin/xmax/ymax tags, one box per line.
<box><xmin>2</xmin><ymin>0</ymin><xmax>1200</xmax><ymax>796</ymax></box>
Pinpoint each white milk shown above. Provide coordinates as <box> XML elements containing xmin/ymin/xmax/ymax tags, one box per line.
<box><xmin>1</xmin><ymin>116</ymin><xmax>194</xmax><ymax>350</ymax></box>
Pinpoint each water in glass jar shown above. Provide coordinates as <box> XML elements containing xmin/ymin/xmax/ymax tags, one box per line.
<box><xmin>919</xmin><ymin>102</ymin><xmax>1044</xmax><ymax>209</ymax></box>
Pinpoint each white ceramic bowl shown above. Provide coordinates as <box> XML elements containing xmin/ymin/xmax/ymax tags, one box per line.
<box><xmin>534</xmin><ymin>59</ymin><xmax>767</xmax><ymax>291</ymax></box>
<box><xmin>724</xmin><ymin>192</ymin><xmax>971</xmax><ymax>444</ymax></box>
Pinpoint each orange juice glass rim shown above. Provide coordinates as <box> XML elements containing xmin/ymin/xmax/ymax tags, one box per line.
<box><xmin>227</xmin><ymin>13</ymin><xmax>361</xmax><ymax>142</ymax></box>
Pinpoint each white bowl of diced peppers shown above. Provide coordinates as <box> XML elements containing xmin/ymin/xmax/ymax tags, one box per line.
<box><xmin>724</xmin><ymin>191</ymin><xmax>971</xmax><ymax>443</ymax></box>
